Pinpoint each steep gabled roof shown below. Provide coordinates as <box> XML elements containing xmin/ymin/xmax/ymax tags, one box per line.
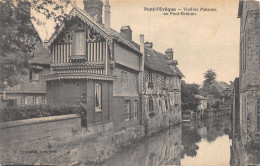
<box><xmin>145</xmin><ymin>47</ymin><xmax>177</xmax><ymax>76</ymax></box>
<box><xmin>43</xmin><ymin>6</ymin><xmax>112</xmax><ymax>48</ymax></box>
<box><xmin>29</xmin><ymin>42</ymin><xmax>50</xmax><ymax>66</ymax></box>
<box><xmin>131</xmin><ymin>41</ymin><xmax>184</xmax><ymax>77</ymax></box>
<box><xmin>110</xmin><ymin>29</ymin><xmax>141</xmax><ymax>54</ymax></box>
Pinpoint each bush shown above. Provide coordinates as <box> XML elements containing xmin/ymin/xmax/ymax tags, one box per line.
<box><xmin>0</xmin><ymin>104</ymin><xmax>85</xmax><ymax>122</ymax></box>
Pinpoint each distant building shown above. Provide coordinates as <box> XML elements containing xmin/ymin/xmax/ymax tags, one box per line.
<box><xmin>206</xmin><ymin>95</ymin><xmax>215</xmax><ymax>108</ymax></box>
<box><xmin>238</xmin><ymin>0</ymin><xmax>260</xmax><ymax>144</ymax></box>
<box><xmin>196</xmin><ymin>95</ymin><xmax>207</xmax><ymax>118</ymax></box>
<box><xmin>0</xmin><ymin>43</ymin><xmax>50</xmax><ymax>107</ymax></box>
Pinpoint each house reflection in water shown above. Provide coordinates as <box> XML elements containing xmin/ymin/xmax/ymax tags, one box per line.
<box><xmin>101</xmin><ymin>117</ymin><xmax>231</xmax><ymax>166</ymax></box>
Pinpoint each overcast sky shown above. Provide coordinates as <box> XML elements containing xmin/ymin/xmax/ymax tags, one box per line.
<box><xmin>33</xmin><ymin>0</ymin><xmax>240</xmax><ymax>85</ymax></box>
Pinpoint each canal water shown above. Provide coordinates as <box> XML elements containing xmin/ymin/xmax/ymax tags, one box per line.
<box><xmin>101</xmin><ymin>116</ymin><xmax>231</xmax><ymax>166</ymax></box>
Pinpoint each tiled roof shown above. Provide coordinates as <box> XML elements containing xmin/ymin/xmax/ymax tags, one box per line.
<box><xmin>29</xmin><ymin>42</ymin><xmax>50</xmax><ymax>65</ymax></box>
<box><xmin>145</xmin><ymin>47</ymin><xmax>177</xmax><ymax>76</ymax></box>
<box><xmin>131</xmin><ymin>41</ymin><xmax>184</xmax><ymax>77</ymax></box>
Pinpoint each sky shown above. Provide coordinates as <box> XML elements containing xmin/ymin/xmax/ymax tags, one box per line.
<box><xmin>32</xmin><ymin>0</ymin><xmax>240</xmax><ymax>85</ymax></box>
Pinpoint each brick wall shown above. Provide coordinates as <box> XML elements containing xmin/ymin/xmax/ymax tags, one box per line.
<box><xmin>47</xmin><ymin>79</ymin><xmax>113</xmax><ymax>125</ymax></box>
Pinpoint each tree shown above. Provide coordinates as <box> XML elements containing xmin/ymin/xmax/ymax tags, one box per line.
<box><xmin>0</xmin><ymin>0</ymin><xmax>69</xmax><ymax>88</ymax></box>
<box><xmin>202</xmin><ymin>69</ymin><xmax>216</xmax><ymax>88</ymax></box>
<box><xmin>181</xmin><ymin>80</ymin><xmax>200</xmax><ymax>111</ymax></box>
<box><xmin>200</xmin><ymin>69</ymin><xmax>222</xmax><ymax>99</ymax></box>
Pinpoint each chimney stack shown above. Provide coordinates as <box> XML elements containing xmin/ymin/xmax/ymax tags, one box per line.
<box><xmin>120</xmin><ymin>26</ymin><xmax>132</xmax><ymax>41</ymax></box>
<box><xmin>140</xmin><ymin>34</ymin><xmax>144</xmax><ymax>55</ymax></box>
<box><xmin>165</xmin><ymin>48</ymin><xmax>174</xmax><ymax>60</ymax></box>
<box><xmin>104</xmin><ymin>0</ymin><xmax>110</xmax><ymax>29</ymax></box>
<box><xmin>144</xmin><ymin>42</ymin><xmax>153</xmax><ymax>49</ymax></box>
<box><xmin>83</xmin><ymin>0</ymin><xmax>103</xmax><ymax>23</ymax></box>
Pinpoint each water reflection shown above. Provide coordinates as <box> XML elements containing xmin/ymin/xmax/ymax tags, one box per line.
<box><xmin>101</xmin><ymin>116</ymin><xmax>231</xmax><ymax>166</ymax></box>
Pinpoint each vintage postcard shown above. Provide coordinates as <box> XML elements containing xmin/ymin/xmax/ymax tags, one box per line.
<box><xmin>0</xmin><ymin>0</ymin><xmax>259</xmax><ymax>165</ymax></box>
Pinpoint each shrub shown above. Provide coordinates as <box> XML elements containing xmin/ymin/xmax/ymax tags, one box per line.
<box><xmin>0</xmin><ymin>104</ymin><xmax>85</xmax><ymax>122</ymax></box>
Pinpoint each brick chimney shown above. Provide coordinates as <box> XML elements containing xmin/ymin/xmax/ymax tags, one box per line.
<box><xmin>145</xmin><ymin>42</ymin><xmax>153</xmax><ymax>49</ymax></box>
<box><xmin>120</xmin><ymin>26</ymin><xmax>132</xmax><ymax>41</ymax></box>
<box><xmin>104</xmin><ymin>0</ymin><xmax>110</xmax><ymax>29</ymax></box>
<box><xmin>83</xmin><ymin>0</ymin><xmax>103</xmax><ymax>23</ymax></box>
<box><xmin>165</xmin><ymin>48</ymin><xmax>174</xmax><ymax>60</ymax></box>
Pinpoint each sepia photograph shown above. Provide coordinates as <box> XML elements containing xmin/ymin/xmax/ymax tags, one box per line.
<box><xmin>0</xmin><ymin>0</ymin><xmax>259</xmax><ymax>165</ymax></box>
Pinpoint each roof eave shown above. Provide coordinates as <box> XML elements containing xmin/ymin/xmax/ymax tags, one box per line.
<box><xmin>43</xmin><ymin>7</ymin><xmax>111</xmax><ymax>48</ymax></box>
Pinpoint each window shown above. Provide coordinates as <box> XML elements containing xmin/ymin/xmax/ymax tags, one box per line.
<box><xmin>149</xmin><ymin>98</ymin><xmax>154</xmax><ymax>112</ymax></box>
<box><xmin>72</xmin><ymin>29</ymin><xmax>86</xmax><ymax>56</ymax></box>
<box><xmin>32</xmin><ymin>71</ymin><xmax>39</xmax><ymax>81</ymax></box>
<box><xmin>165</xmin><ymin>99</ymin><xmax>168</xmax><ymax>111</ymax></box>
<box><xmin>134</xmin><ymin>100</ymin><xmax>138</xmax><ymax>119</ymax></box>
<box><xmin>125</xmin><ymin>100</ymin><xmax>130</xmax><ymax>121</ymax></box>
<box><xmin>148</xmin><ymin>72</ymin><xmax>153</xmax><ymax>83</ymax></box>
<box><xmin>121</xmin><ymin>71</ymin><xmax>128</xmax><ymax>85</ymax></box>
<box><xmin>95</xmin><ymin>83</ymin><xmax>102</xmax><ymax>112</ymax></box>
<box><xmin>42</xmin><ymin>97</ymin><xmax>46</xmax><ymax>104</ymax></box>
<box><xmin>21</xmin><ymin>97</ymin><xmax>27</xmax><ymax>106</ymax></box>
<box><xmin>33</xmin><ymin>97</ymin><xmax>38</xmax><ymax>105</ymax></box>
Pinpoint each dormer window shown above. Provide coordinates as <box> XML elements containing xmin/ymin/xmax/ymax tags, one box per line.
<box><xmin>30</xmin><ymin>70</ymin><xmax>39</xmax><ymax>81</ymax></box>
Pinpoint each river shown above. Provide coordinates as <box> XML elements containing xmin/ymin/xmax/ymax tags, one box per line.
<box><xmin>100</xmin><ymin>116</ymin><xmax>231</xmax><ymax>166</ymax></box>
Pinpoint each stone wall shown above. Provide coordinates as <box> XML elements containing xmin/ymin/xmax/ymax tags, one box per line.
<box><xmin>145</xmin><ymin>112</ymin><xmax>181</xmax><ymax>136</ymax></box>
<box><xmin>0</xmin><ymin>114</ymin><xmax>82</xmax><ymax>165</ymax></box>
<box><xmin>0</xmin><ymin>114</ymin><xmax>145</xmax><ymax>165</ymax></box>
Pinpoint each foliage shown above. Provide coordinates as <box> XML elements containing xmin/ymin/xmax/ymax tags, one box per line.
<box><xmin>181</xmin><ymin>80</ymin><xmax>200</xmax><ymax>111</ymax></box>
<box><xmin>200</xmin><ymin>69</ymin><xmax>223</xmax><ymax>100</ymax></box>
<box><xmin>0</xmin><ymin>0</ymin><xmax>69</xmax><ymax>88</ymax></box>
<box><xmin>0</xmin><ymin>104</ymin><xmax>85</xmax><ymax>122</ymax></box>
<box><xmin>211</xmin><ymin>100</ymin><xmax>220</xmax><ymax>109</ymax></box>
<box><xmin>202</xmin><ymin>69</ymin><xmax>216</xmax><ymax>88</ymax></box>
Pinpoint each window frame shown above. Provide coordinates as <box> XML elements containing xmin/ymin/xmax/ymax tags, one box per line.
<box><xmin>134</xmin><ymin>100</ymin><xmax>138</xmax><ymax>119</ymax></box>
<box><xmin>72</xmin><ymin>29</ymin><xmax>86</xmax><ymax>57</ymax></box>
<box><xmin>21</xmin><ymin>96</ymin><xmax>27</xmax><ymax>106</ymax></box>
<box><xmin>33</xmin><ymin>96</ymin><xmax>38</xmax><ymax>105</ymax></box>
<box><xmin>120</xmin><ymin>71</ymin><xmax>128</xmax><ymax>85</ymax></box>
<box><xmin>125</xmin><ymin>100</ymin><xmax>130</xmax><ymax>121</ymax></box>
<box><xmin>42</xmin><ymin>96</ymin><xmax>46</xmax><ymax>104</ymax></box>
<box><xmin>31</xmin><ymin>70</ymin><xmax>39</xmax><ymax>81</ymax></box>
<box><xmin>95</xmin><ymin>83</ymin><xmax>102</xmax><ymax>112</ymax></box>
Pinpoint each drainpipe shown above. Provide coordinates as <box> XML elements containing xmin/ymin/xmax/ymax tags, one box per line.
<box><xmin>139</xmin><ymin>34</ymin><xmax>144</xmax><ymax>125</ymax></box>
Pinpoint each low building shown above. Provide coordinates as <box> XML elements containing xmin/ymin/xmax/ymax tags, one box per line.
<box><xmin>0</xmin><ymin>42</ymin><xmax>50</xmax><ymax>107</ymax></box>
<box><xmin>196</xmin><ymin>95</ymin><xmax>207</xmax><ymax>118</ymax></box>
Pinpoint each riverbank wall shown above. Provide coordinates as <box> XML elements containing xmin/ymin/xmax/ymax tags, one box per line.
<box><xmin>182</xmin><ymin>108</ymin><xmax>230</xmax><ymax>121</ymax></box>
<box><xmin>0</xmin><ymin>114</ymin><xmax>145</xmax><ymax>165</ymax></box>
<box><xmin>145</xmin><ymin>111</ymin><xmax>182</xmax><ymax>136</ymax></box>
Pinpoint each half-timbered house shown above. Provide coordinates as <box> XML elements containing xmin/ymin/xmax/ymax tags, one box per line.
<box><xmin>138</xmin><ymin>42</ymin><xmax>184</xmax><ymax>135</ymax></box>
<box><xmin>43</xmin><ymin>0</ymin><xmax>145</xmax><ymax>128</ymax></box>
<box><xmin>43</xmin><ymin>4</ymin><xmax>115</xmax><ymax>125</ymax></box>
